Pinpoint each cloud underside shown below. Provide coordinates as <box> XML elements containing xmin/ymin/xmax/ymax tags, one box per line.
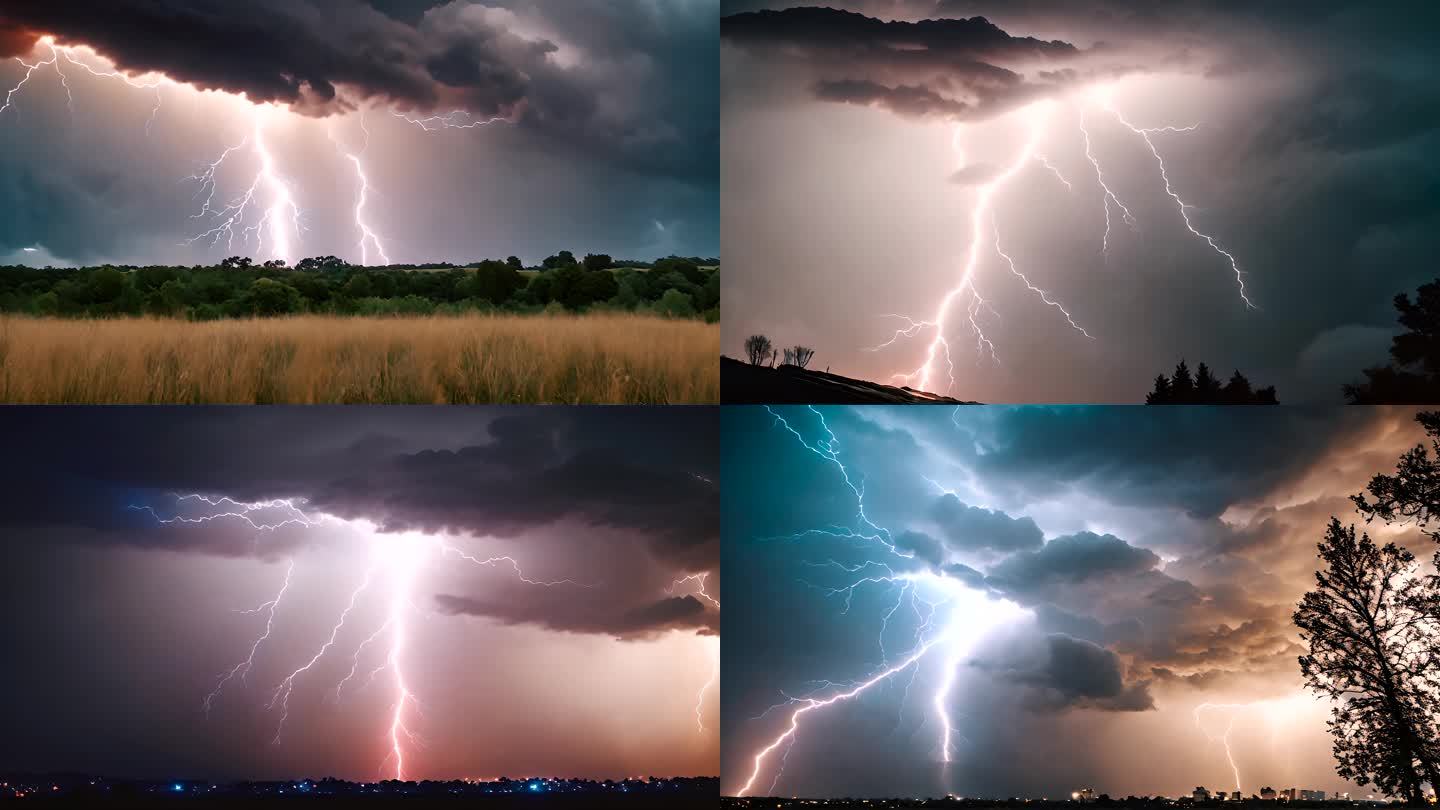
<box><xmin>0</xmin><ymin>407</ymin><xmax>720</xmax><ymax>641</ymax></box>
<box><xmin>722</xmin><ymin>6</ymin><xmax>1086</xmax><ymax>121</ymax></box>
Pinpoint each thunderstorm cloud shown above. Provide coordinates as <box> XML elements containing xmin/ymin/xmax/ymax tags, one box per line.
<box><xmin>722</xmin><ymin>405</ymin><xmax>1434</xmax><ymax>798</ymax></box>
<box><xmin>0</xmin><ymin>1</ymin><xmax>718</xmax><ymax>265</ymax></box>
<box><xmin>722</xmin><ymin>1</ymin><xmax>1440</xmax><ymax>403</ymax></box>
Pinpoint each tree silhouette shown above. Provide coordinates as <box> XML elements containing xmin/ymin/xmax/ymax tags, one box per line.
<box><xmin>1294</xmin><ymin>520</ymin><xmax>1440</xmax><ymax>802</ymax></box>
<box><xmin>1171</xmin><ymin>360</ymin><xmax>1195</xmax><ymax>401</ymax></box>
<box><xmin>782</xmin><ymin>345</ymin><xmax>815</xmax><ymax>369</ymax></box>
<box><xmin>1146</xmin><ymin>360</ymin><xmax>1277</xmax><ymax>404</ymax></box>
<box><xmin>1195</xmin><ymin>362</ymin><xmax>1220</xmax><ymax>400</ymax></box>
<box><xmin>1353</xmin><ymin>412</ymin><xmax>1440</xmax><ymax>540</ymax></box>
<box><xmin>1146</xmin><ymin>374</ymin><xmax>1173</xmax><ymax>404</ymax></box>
<box><xmin>1347</xmin><ymin>280</ymin><xmax>1440</xmax><ymax>403</ymax></box>
<box><xmin>744</xmin><ymin>334</ymin><xmax>773</xmax><ymax>366</ymax></box>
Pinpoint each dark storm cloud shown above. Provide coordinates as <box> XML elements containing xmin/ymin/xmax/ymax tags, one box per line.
<box><xmin>722</xmin><ymin>6</ymin><xmax>1083</xmax><ymax>122</ymax></box>
<box><xmin>0</xmin><ymin>0</ymin><xmax>715</xmax><ymax>181</ymax></box>
<box><xmin>723</xmin><ymin>2</ymin><xmax>1440</xmax><ymax>403</ymax></box>
<box><xmin>986</xmin><ymin>531</ymin><xmax>1158</xmax><ymax>591</ymax></box>
<box><xmin>930</xmin><ymin>492</ymin><xmax>1044</xmax><ymax>552</ymax></box>
<box><xmin>945</xmin><ymin>407</ymin><xmax>1378</xmax><ymax>518</ymax></box>
<box><xmin>0</xmin><ymin>407</ymin><xmax>719</xmax><ymax>639</ymax></box>
<box><xmin>979</xmin><ymin>633</ymin><xmax>1154</xmax><ymax>713</ymax></box>
<box><xmin>723</xmin><ymin>406</ymin><xmax>1432</xmax><ymax>797</ymax></box>
<box><xmin>436</xmin><ymin>592</ymin><xmax>718</xmax><ymax>640</ymax></box>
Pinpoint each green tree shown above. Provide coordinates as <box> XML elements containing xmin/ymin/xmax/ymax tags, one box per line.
<box><xmin>655</xmin><ymin>288</ymin><xmax>694</xmax><ymax>318</ymax></box>
<box><xmin>249</xmin><ymin>278</ymin><xmax>303</xmax><ymax>316</ymax></box>
<box><xmin>344</xmin><ymin>272</ymin><xmax>373</xmax><ymax>299</ymax></box>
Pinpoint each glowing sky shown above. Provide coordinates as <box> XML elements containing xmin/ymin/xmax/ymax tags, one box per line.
<box><xmin>0</xmin><ymin>1</ymin><xmax>718</xmax><ymax>267</ymax></box>
<box><xmin>722</xmin><ymin>405</ymin><xmax>1436</xmax><ymax>799</ymax></box>
<box><xmin>0</xmin><ymin>407</ymin><xmax>718</xmax><ymax>781</ymax></box>
<box><xmin>721</xmin><ymin>1</ymin><xmax>1440</xmax><ymax>402</ymax></box>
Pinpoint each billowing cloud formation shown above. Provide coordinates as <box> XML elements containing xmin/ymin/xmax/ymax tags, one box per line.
<box><xmin>987</xmin><ymin>531</ymin><xmax>1159</xmax><ymax>591</ymax></box>
<box><xmin>1</xmin><ymin>0</ymin><xmax>715</xmax><ymax>178</ymax></box>
<box><xmin>723</xmin><ymin>6</ymin><xmax>1082</xmax><ymax>121</ymax></box>
<box><xmin>930</xmin><ymin>492</ymin><xmax>1044</xmax><ymax>552</ymax></box>
<box><xmin>0</xmin><ymin>1</ymin><xmax>717</xmax><ymax>266</ymax></box>
<box><xmin>722</xmin><ymin>405</ymin><xmax>1433</xmax><ymax>798</ymax></box>
<box><xmin>982</xmin><ymin>633</ymin><xmax>1155</xmax><ymax>712</ymax></box>
<box><xmin>0</xmin><ymin>407</ymin><xmax>719</xmax><ymax>640</ymax></box>
<box><xmin>722</xmin><ymin>1</ymin><xmax>1440</xmax><ymax>404</ymax></box>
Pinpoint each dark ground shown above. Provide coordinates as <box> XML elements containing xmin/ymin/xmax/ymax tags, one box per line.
<box><xmin>721</xmin><ymin>357</ymin><xmax>976</xmax><ymax>404</ymax></box>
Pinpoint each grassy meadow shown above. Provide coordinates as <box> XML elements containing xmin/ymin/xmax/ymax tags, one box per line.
<box><xmin>0</xmin><ymin>313</ymin><xmax>719</xmax><ymax>404</ymax></box>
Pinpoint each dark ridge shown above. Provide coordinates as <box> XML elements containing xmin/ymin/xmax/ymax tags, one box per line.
<box><xmin>721</xmin><ymin>356</ymin><xmax>977</xmax><ymax>404</ymax></box>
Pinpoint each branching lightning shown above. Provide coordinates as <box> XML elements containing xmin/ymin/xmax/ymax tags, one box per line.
<box><xmin>669</xmin><ymin>573</ymin><xmax>722</xmax><ymax>733</ymax></box>
<box><xmin>737</xmin><ymin>407</ymin><xmax>1028</xmax><ymax>797</ymax></box>
<box><xmin>133</xmin><ymin>493</ymin><xmax>599</xmax><ymax>780</ymax></box>
<box><xmin>2</xmin><ymin>38</ymin><xmax>513</xmax><ymax>266</ymax></box>
<box><xmin>331</xmin><ymin>111</ymin><xmax>391</xmax><ymax>266</ymax></box>
<box><xmin>875</xmin><ymin>89</ymin><xmax>1255</xmax><ymax>395</ymax></box>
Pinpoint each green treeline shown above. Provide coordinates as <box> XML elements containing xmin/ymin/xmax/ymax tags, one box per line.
<box><xmin>0</xmin><ymin>254</ymin><xmax>720</xmax><ymax>321</ymax></box>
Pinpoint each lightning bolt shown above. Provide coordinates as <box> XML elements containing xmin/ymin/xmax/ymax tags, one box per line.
<box><xmin>390</xmin><ymin>108</ymin><xmax>512</xmax><ymax>131</ymax></box>
<box><xmin>738</xmin><ymin>407</ymin><xmax>1029</xmax><ymax>797</ymax></box>
<box><xmin>669</xmin><ymin>573</ymin><xmax>722</xmax><ymax>733</ymax></box>
<box><xmin>904</xmin><ymin>104</ymin><xmax>1054</xmax><ymax>394</ymax></box>
<box><xmin>3</xmin><ymin>38</ymin><xmax>514</xmax><ymax>264</ymax></box>
<box><xmin>133</xmin><ymin>493</ymin><xmax>596</xmax><ymax>780</ymax></box>
<box><xmin>1105</xmin><ymin>102</ymin><xmax>1254</xmax><ymax>309</ymax></box>
<box><xmin>1194</xmin><ymin>702</ymin><xmax>1247</xmax><ymax>794</ymax></box>
<box><xmin>183</xmin><ymin>114</ymin><xmax>303</xmax><ymax>263</ymax></box>
<box><xmin>1079</xmin><ymin>107</ymin><xmax>1138</xmax><ymax>255</ymax></box>
<box><xmin>268</xmin><ymin>563</ymin><xmax>378</xmax><ymax>744</ymax></box>
<box><xmin>875</xmin><ymin>90</ymin><xmax>1254</xmax><ymax>395</ymax></box>
<box><xmin>1</xmin><ymin>52</ymin><xmax>59</xmax><ymax>119</ymax></box>
<box><xmin>203</xmin><ymin>559</ymin><xmax>295</xmax><ymax>717</ymax></box>
<box><xmin>332</xmin><ymin>110</ymin><xmax>391</xmax><ymax>266</ymax></box>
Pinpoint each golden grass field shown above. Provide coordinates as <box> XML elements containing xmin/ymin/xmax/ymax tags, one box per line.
<box><xmin>0</xmin><ymin>314</ymin><xmax>719</xmax><ymax>404</ymax></box>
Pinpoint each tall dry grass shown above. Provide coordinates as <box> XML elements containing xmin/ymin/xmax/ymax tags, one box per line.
<box><xmin>0</xmin><ymin>314</ymin><xmax>718</xmax><ymax>403</ymax></box>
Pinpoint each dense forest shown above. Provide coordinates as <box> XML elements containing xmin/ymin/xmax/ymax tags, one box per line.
<box><xmin>0</xmin><ymin>253</ymin><xmax>720</xmax><ymax>321</ymax></box>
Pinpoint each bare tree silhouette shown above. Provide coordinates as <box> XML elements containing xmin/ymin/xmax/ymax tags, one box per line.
<box><xmin>744</xmin><ymin>334</ymin><xmax>773</xmax><ymax>366</ymax></box>
<box><xmin>782</xmin><ymin>345</ymin><xmax>815</xmax><ymax>369</ymax></box>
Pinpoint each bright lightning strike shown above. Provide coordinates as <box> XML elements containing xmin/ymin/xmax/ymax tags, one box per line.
<box><xmin>668</xmin><ymin>573</ymin><xmax>722</xmax><ymax>733</ymax></box>
<box><xmin>1104</xmin><ymin>103</ymin><xmax>1254</xmax><ymax>309</ymax></box>
<box><xmin>876</xmin><ymin>89</ymin><xmax>1255</xmax><ymax>395</ymax></box>
<box><xmin>331</xmin><ymin>111</ymin><xmax>391</xmax><ymax>266</ymax></box>
<box><xmin>390</xmin><ymin>108</ymin><xmax>512</xmax><ymax>131</ymax></box>
<box><xmin>133</xmin><ymin>493</ymin><xmax>597</xmax><ymax>780</ymax></box>
<box><xmin>1194</xmin><ymin>702</ymin><xmax>1246</xmax><ymax>793</ymax></box>
<box><xmin>2</xmin><ymin>39</ymin><xmax>514</xmax><ymax>265</ymax></box>
<box><xmin>737</xmin><ymin>408</ymin><xmax>1028</xmax><ymax>797</ymax></box>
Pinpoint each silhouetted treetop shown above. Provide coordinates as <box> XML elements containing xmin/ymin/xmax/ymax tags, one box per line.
<box><xmin>1146</xmin><ymin>360</ymin><xmax>1277</xmax><ymax>404</ymax></box>
<box><xmin>1347</xmin><ymin>279</ymin><xmax>1440</xmax><ymax>403</ymax></box>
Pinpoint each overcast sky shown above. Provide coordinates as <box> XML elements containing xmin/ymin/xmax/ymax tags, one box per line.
<box><xmin>723</xmin><ymin>405</ymin><xmax>1434</xmax><ymax>799</ymax></box>
<box><xmin>0</xmin><ymin>406</ymin><xmax>718</xmax><ymax>781</ymax></box>
<box><xmin>721</xmin><ymin>1</ymin><xmax>1440</xmax><ymax>403</ymax></box>
<box><xmin>0</xmin><ymin>1</ymin><xmax>718</xmax><ymax>267</ymax></box>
